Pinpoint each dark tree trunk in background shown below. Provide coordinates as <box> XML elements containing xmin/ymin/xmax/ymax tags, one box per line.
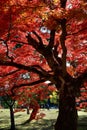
<box><xmin>27</xmin><ymin>106</ymin><xmax>30</xmax><ymax>114</ymax></box>
<box><xmin>55</xmin><ymin>84</ymin><xmax>78</xmax><ymax>130</ymax></box>
<box><xmin>10</xmin><ymin>106</ymin><xmax>15</xmax><ymax>130</ymax></box>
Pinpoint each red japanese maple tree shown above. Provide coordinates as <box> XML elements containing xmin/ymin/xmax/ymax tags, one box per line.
<box><xmin>0</xmin><ymin>0</ymin><xmax>87</xmax><ymax>130</ymax></box>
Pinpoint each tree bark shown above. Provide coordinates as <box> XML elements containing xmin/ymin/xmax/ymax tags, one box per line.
<box><xmin>10</xmin><ymin>106</ymin><xmax>15</xmax><ymax>130</ymax></box>
<box><xmin>27</xmin><ymin>106</ymin><xmax>30</xmax><ymax>114</ymax></box>
<box><xmin>55</xmin><ymin>85</ymin><xmax>78</xmax><ymax>130</ymax></box>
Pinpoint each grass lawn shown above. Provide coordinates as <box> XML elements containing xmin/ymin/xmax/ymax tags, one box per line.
<box><xmin>0</xmin><ymin>108</ymin><xmax>87</xmax><ymax>130</ymax></box>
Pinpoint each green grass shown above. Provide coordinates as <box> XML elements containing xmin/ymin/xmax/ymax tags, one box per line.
<box><xmin>0</xmin><ymin>109</ymin><xmax>87</xmax><ymax>130</ymax></box>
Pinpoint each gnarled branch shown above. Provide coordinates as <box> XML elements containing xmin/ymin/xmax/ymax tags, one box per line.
<box><xmin>11</xmin><ymin>78</ymin><xmax>46</xmax><ymax>95</ymax></box>
<box><xmin>48</xmin><ymin>29</ymin><xmax>55</xmax><ymax>49</ymax></box>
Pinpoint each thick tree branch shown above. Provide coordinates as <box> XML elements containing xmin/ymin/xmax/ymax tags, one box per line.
<box><xmin>60</xmin><ymin>0</ymin><xmax>67</xmax><ymax>8</ymax></box>
<box><xmin>31</xmin><ymin>65</ymin><xmax>52</xmax><ymax>73</ymax></box>
<box><xmin>0</xmin><ymin>60</ymin><xmax>57</xmax><ymax>90</ymax></box>
<box><xmin>76</xmin><ymin>70</ymin><xmax>87</xmax><ymax>87</ymax></box>
<box><xmin>3</xmin><ymin>12</ymin><xmax>13</xmax><ymax>62</ymax></box>
<box><xmin>33</xmin><ymin>31</ymin><xmax>43</xmax><ymax>45</ymax></box>
<box><xmin>11</xmin><ymin>78</ymin><xmax>46</xmax><ymax>95</ymax></box>
<box><xmin>59</xmin><ymin>0</ymin><xmax>67</xmax><ymax>77</ymax></box>
<box><xmin>0</xmin><ymin>60</ymin><xmax>54</xmax><ymax>81</ymax></box>
<box><xmin>26</xmin><ymin>32</ymin><xmax>58</xmax><ymax>71</ymax></box>
<box><xmin>60</xmin><ymin>19</ymin><xmax>67</xmax><ymax>76</ymax></box>
<box><xmin>0</xmin><ymin>61</ymin><xmax>41</xmax><ymax>76</ymax></box>
<box><xmin>26</xmin><ymin>29</ymin><xmax>63</xmax><ymax>80</ymax></box>
<box><xmin>11</xmin><ymin>40</ymin><xmax>28</xmax><ymax>44</ymax></box>
<box><xmin>0</xmin><ymin>69</ymin><xmax>20</xmax><ymax>77</ymax></box>
<box><xmin>52</xmin><ymin>44</ymin><xmax>62</xmax><ymax>65</ymax></box>
<box><xmin>48</xmin><ymin>29</ymin><xmax>55</xmax><ymax>49</ymax></box>
<box><xmin>26</xmin><ymin>32</ymin><xmax>44</xmax><ymax>52</ymax></box>
<box><xmin>72</xmin><ymin>70</ymin><xmax>87</xmax><ymax>96</ymax></box>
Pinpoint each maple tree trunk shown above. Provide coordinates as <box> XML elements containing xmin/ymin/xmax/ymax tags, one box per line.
<box><xmin>55</xmin><ymin>86</ymin><xmax>78</xmax><ymax>130</ymax></box>
<box><xmin>10</xmin><ymin>106</ymin><xmax>15</xmax><ymax>130</ymax></box>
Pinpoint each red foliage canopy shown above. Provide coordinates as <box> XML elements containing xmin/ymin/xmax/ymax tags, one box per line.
<box><xmin>0</xmin><ymin>0</ymin><xmax>87</xmax><ymax>108</ymax></box>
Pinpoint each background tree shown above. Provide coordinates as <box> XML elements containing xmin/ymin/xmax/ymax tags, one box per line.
<box><xmin>0</xmin><ymin>0</ymin><xmax>87</xmax><ymax>130</ymax></box>
<box><xmin>0</xmin><ymin>68</ymin><xmax>56</xmax><ymax>129</ymax></box>
<box><xmin>0</xmin><ymin>82</ymin><xmax>16</xmax><ymax>130</ymax></box>
<box><xmin>16</xmin><ymin>84</ymin><xmax>56</xmax><ymax>122</ymax></box>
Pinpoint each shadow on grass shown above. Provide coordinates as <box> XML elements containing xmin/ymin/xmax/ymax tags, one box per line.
<box><xmin>16</xmin><ymin>119</ymin><xmax>56</xmax><ymax>130</ymax></box>
<box><xmin>15</xmin><ymin>114</ymin><xmax>22</xmax><ymax>118</ymax></box>
<box><xmin>0</xmin><ymin>128</ymin><xmax>19</xmax><ymax>130</ymax></box>
<box><xmin>0</xmin><ymin>115</ymin><xmax>87</xmax><ymax>130</ymax></box>
<box><xmin>0</xmin><ymin>119</ymin><xmax>56</xmax><ymax>130</ymax></box>
<box><xmin>21</xmin><ymin>119</ymin><xmax>31</xmax><ymax>125</ymax></box>
<box><xmin>16</xmin><ymin>116</ymin><xmax>87</xmax><ymax>130</ymax></box>
<box><xmin>78</xmin><ymin>116</ymin><xmax>87</xmax><ymax>130</ymax></box>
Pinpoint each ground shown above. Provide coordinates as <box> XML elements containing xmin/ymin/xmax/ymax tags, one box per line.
<box><xmin>0</xmin><ymin>108</ymin><xmax>87</xmax><ymax>130</ymax></box>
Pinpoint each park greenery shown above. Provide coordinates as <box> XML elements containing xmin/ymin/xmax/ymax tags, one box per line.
<box><xmin>0</xmin><ymin>0</ymin><xmax>87</xmax><ymax>130</ymax></box>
